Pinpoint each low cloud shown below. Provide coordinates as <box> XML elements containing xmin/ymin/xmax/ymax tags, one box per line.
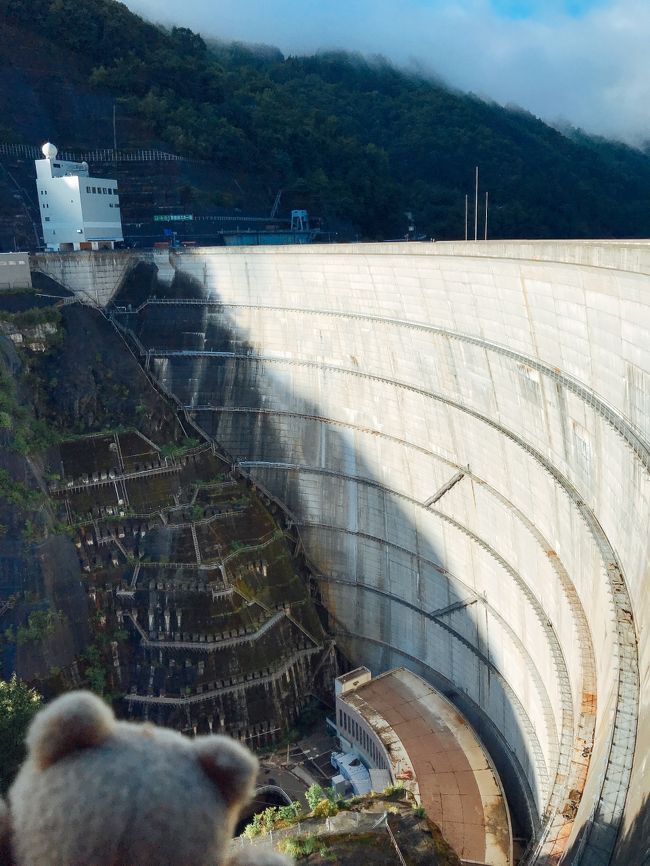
<box><xmin>123</xmin><ymin>0</ymin><xmax>650</xmax><ymax>144</ymax></box>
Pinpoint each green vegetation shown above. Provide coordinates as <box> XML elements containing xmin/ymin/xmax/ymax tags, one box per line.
<box><xmin>80</xmin><ymin>612</ymin><xmax>130</xmax><ymax>699</ymax></box>
<box><xmin>0</xmin><ymin>306</ymin><xmax>61</xmax><ymax>329</ymax></box>
<box><xmin>3</xmin><ymin>0</ymin><xmax>650</xmax><ymax>238</ymax></box>
<box><xmin>305</xmin><ymin>783</ymin><xmax>334</xmax><ymax>812</ymax></box>
<box><xmin>381</xmin><ymin>783</ymin><xmax>406</xmax><ymax>800</ymax></box>
<box><xmin>277</xmin><ymin>836</ymin><xmax>330</xmax><ymax>859</ymax></box>
<box><xmin>311</xmin><ymin>797</ymin><xmax>339</xmax><ymax>818</ymax></box>
<box><xmin>7</xmin><ymin>609</ymin><xmax>67</xmax><ymax>645</ymax></box>
<box><xmin>0</xmin><ymin>675</ymin><xmax>42</xmax><ymax>793</ymax></box>
<box><xmin>0</xmin><ymin>470</ymin><xmax>44</xmax><ymax>511</ymax></box>
<box><xmin>243</xmin><ymin>784</ymin><xmax>344</xmax><ymax>839</ymax></box>
<box><xmin>242</xmin><ymin>802</ymin><xmax>303</xmax><ymax>839</ymax></box>
<box><xmin>0</xmin><ymin>363</ymin><xmax>58</xmax><ymax>458</ymax></box>
<box><xmin>4</xmin><ymin>609</ymin><xmax>67</xmax><ymax>646</ymax></box>
<box><xmin>83</xmin><ymin>644</ymin><xmax>107</xmax><ymax>695</ymax></box>
<box><xmin>160</xmin><ymin>437</ymin><xmax>200</xmax><ymax>459</ymax></box>
<box><xmin>241</xmin><ymin>786</ymin><xmax>423</xmax><ymax>862</ymax></box>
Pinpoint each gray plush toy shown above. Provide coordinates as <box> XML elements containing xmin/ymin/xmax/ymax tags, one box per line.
<box><xmin>1</xmin><ymin>691</ymin><xmax>291</xmax><ymax>866</ymax></box>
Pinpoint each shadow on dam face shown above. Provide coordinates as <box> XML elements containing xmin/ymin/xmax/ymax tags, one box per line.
<box><xmin>111</xmin><ymin>263</ymin><xmax>547</xmax><ymax>848</ymax></box>
<box><xmin>101</xmin><ymin>242</ymin><xmax>650</xmax><ymax>866</ymax></box>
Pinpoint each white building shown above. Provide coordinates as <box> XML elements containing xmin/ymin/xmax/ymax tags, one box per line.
<box><xmin>35</xmin><ymin>142</ymin><xmax>123</xmax><ymax>251</ymax></box>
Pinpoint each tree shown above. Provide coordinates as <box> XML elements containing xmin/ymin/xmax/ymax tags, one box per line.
<box><xmin>305</xmin><ymin>783</ymin><xmax>327</xmax><ymax>811</ymax></box>
<box><xmin>0</xmin><ymin>675</ymin><xmax>42</xmax><ymax>793</ymax></box>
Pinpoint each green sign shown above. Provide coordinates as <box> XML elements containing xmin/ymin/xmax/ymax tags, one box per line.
<box><xmin>153</xmin><ymin>214</ymin><xmax>193</xmax><ymax>222</ymax></box>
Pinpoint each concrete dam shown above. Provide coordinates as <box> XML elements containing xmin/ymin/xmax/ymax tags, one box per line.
<box><xmin>33</xmin><ymin>240</ymin><xmax>650</xmax><ymax>865</ymax></box>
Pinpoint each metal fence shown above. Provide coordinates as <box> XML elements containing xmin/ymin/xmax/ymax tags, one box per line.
<box><xmin>0</xmin><ymin>143</ymin><xmax>195</xmax><ymax>163</ymax></box>
<box><xmin>235</xmin><ymin>809</ymin><xmax>390</xmax><ymax>851</ymax></box>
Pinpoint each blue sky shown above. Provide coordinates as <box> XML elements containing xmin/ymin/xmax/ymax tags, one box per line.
<box><xmin>123</xmin><ymin>0</ymin><xmax>650</xmax><ymax>143</ymax></box>
<box><xmin>490</xmin><ymin>0</ymin><xmax>600</xmax><ymax>17</ymax></box>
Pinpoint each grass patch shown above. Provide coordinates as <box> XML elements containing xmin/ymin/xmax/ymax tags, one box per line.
<box><xmin>277</xmin><ymin>836</ymin><xmax>330</xmax><ymax>859</ymax></box>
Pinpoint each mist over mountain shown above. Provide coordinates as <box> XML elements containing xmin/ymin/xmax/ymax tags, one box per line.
<box><xmin>2</xmin><ymin>0</ymin><xmax>650</xmax><ymax>240</ymax></box>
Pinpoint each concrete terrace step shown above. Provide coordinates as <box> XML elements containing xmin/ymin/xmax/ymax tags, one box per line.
<box><xmin>127</xmin><ymin>645</ymin><xmax>323</xmax><ymax>706</ymax></box>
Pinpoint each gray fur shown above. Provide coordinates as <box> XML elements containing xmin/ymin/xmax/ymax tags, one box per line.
<box><xmin>7</xmin><ymin>691</ymin><xmax>291</xmax><ymax>866</ymax></box>
<box><xmin>26</xmin><ymin>690</ymin><xmax>115</xmax><ymax>770</ymax></box>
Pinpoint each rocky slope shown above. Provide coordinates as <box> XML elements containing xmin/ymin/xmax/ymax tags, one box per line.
<box><xmin>0</xmin><ymin>284</ymin><xmax>333</xmax><ymax>744</ymax></box>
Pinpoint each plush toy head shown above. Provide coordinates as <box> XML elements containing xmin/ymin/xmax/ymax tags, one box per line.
<box><xmin>3</xmin><ymin>691</ymin><xmax>290</xmax><ymax>866</ymax></box>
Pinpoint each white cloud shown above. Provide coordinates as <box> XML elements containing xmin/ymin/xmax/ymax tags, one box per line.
<box><xmin>122</xmin><ymin>0</ymin><xmax>650</xmax><ymax>143</ymax></box>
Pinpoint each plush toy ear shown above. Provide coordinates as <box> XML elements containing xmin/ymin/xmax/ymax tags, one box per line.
<box><xmin>194</xmin><ymin>735</ymin><xmax>258</xmax><ymax>808</ymax></box>
<box><xmin>26</xmin><ymin>691</ymin><xmax>115</xmax><ymax>771</ymax></box>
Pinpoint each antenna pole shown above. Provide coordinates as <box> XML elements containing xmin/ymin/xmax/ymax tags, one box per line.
<box><xmin>484</xmin><ymin>191</ymin><xmax>489</xmax><ymax>241</ymax></box>
<box><xmin>474</xmin><ymin>166</ymin><xmax>479</xmax><ymax>241</ymax></box>
<box><xmin>464</xmin><ymin>194</ymin><xmax>468</xmax><ymax>241</ymax></box>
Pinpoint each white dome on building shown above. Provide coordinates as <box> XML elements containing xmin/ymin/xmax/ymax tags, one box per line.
<box><xmin>41</xmin><ymin>142</ymin><xmax>58</xmax><ymax>159</ymax></box>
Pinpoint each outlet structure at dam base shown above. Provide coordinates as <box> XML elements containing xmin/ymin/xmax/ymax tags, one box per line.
<box><xmin>31</xmin><ymin>240</ymin><xmax>650</xmax><ymax>866</ymax></box>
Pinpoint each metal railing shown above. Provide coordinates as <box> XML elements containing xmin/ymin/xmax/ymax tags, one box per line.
<box><xmin>0</xmin><ymin>143</ymin><xmax>195</xmax><ymax>162</ymax></box>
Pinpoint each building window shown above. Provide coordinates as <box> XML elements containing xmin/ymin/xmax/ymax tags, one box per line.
<box><xmin>44</xmin><ymin>217</ymin><xmax>50</xmax><ymax>222</ymax></box>
<box><xmin>86</xmin><ymin>186</ymin><xmax>91</xmax><ymax>193</ymax></box>
<box><xmin>92</xmin><ymin>187</ymin><xmax>96</xmax><ymax>194</ymax></box>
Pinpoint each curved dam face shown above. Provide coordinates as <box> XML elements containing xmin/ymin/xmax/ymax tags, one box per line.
<box><xmin>39</xmin><ymin>240</ymin><xmax>649</xmax><ymax>863</ymax></box>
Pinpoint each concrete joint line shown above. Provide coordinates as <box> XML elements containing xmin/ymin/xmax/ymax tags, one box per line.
<box><xmin>244</xmin><ymin>450</ymin><xmax>636</xmax><ymax>860</ymax></box>
<box><xmin>260</xmin><ymin>463</ymin><xmax>569</xmax><ymax>801</ymax></box>
<box><xmin>327</xmin><ymin>591</ymin><xmax>553</xmax><ymax>788</ymax></box>
<box><xmin>190</xmin><ymin>396</ymin><xmax>605</xmax><ymax>729</ymax></box>
<box><xmin>139</xmin><ymin>299</ymin><xmax>649</xmax><ymax>465</ymax></box>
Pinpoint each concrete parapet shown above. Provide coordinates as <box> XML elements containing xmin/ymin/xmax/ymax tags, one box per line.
<box><xmin>30</xmin><ymin>249</ymin><xmax>150</xmax><ymax>306</ymax></box>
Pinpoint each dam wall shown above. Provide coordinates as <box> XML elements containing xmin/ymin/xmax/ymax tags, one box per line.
<box><xmin>29</xmin><ymin>248</ymin><xmax>175</xmax><ymax>304</ymax></box>
<box><xmin>34</xmin><ymin>240</ymin><xmax>650</xmax><ymax>865</ymax></box>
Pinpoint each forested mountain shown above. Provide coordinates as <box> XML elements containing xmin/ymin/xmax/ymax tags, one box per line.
<box><xmin>2</xmin><ymin>0</ymin><xmax>650</xmax><ymax>239</ymax></box>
